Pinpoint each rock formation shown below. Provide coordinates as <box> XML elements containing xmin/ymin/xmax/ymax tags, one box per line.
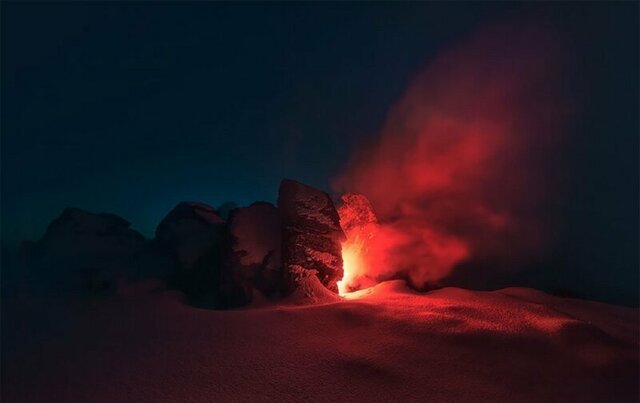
<box><xmin>278</xmin><ymin>179</ymin><xmax>345</xmax><ymax>293</ymax></box>
<box><xmin>33</xmin><ymin>207</ymin><xmax>145</xmax><ymax>293</ymax></box>
<box><xmin>226</xmin><ymin>202</ymin><xmax>283</xmax><ymax>300</ymax></box>
<box><xmin>154</xmin><ymin>202</ymin><xmax>225</xmax><ymax>306</ymax></box>
<box><xmin>11</xmin><ymin>180</ymin><xmax>347</xmax><ymax>305</ymax></box>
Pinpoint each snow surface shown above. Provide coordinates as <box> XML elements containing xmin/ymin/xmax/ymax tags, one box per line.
<box><xmin>3</xmin><ymin>280</ymin><xmax>638</xmax><ymax>402</ymax></box>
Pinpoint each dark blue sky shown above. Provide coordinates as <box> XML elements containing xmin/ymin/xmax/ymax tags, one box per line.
<box><xmin>3</xmin><ymin>2</ymin><xmax>511</xmax><ymax>241</ymax></box>
<box><xmin>2</xmin><ymin>2</ymin><xmax>638</xmax><ymax>303</ymax></box>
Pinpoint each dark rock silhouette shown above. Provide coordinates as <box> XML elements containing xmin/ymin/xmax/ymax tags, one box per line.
<box><xmin>225</xmin><ymin>202</ymin><xmax>283</xmax><ymax>302</ymax></box>
<box><xmin>217</xmin><ymin>201</ymin><xmax>239</xmax><ymax>220</ymax></box>
<box><xmin>29</xmin><ymin>207</ymin><xmax>145</xmax><ymax>294</ymax></box>
<box><xmin>10</xmin><ymin>179</ymin><xmax>346</xmax><ymax>306</ymax></box>
<box><xmin>155</xmin><ymin>202</ymin><xmax>225</xmax><ymax>271</ymax></box>
<box><xmin>154</xmin><ymin>202</ymin><xmax>226</xmax><ymax>307</ymax></box>
<box><xmin>278</xmin><ymin>179</ymin><xmax>345</xmax><ymax>293</ymax></box>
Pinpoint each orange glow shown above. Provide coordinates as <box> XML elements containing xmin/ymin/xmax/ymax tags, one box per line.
<box><xmin>334</xmin><ymin>23</ymin><xmax>568</xmax><ymax>288</ymax></box>
<box><xmin>337</xmin><ymin>237</ymin><xmax>365</xmax><ymax>295</ymax></box>
<box><xmin>337</xmin><ymin>192</ymin><xmax>471</xmax><ymax>294</ymax></box>
<box><xmin>336</xmin><ymin>193</ymin><xmax>383</xmax><ymax>295</ymax></box>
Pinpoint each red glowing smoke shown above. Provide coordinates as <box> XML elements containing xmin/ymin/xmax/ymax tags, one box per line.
<box><xmin>335</xmin><ymin>20</ymin><xmax>572</xmax><ymax>290</ymax></box>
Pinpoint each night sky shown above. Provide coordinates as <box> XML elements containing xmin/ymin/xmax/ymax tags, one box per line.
<box><xmin>2</xmin><ymin>3</ymin><xmax>638</xmax><ymax>303</ymax></box>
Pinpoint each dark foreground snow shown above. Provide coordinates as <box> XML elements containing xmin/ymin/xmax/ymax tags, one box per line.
<box><xmin>3</xmin><ymin>281</ymin><xmax>638</xmax><ymax>402</ymax></box>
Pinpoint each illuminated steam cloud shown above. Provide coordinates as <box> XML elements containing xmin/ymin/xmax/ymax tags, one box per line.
<box><xmin>335</xmin><ymin>20</ymin><xmax>572</xmax><ymax>290</ymax></box>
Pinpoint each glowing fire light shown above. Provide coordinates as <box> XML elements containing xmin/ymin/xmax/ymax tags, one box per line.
<box><xmin>338</xmin><ymin>237</ymin><xmax>365</xmax><ymax>295</ymax></box>
<box><xmin>337</xmin><ymin>193</ymin><xmax>381</xmax><ymax>295</ymax></box>
<box><xmin>336</xmin><ymin>192</ymin><xmax>470</xmax><ymax>295</ymax></box>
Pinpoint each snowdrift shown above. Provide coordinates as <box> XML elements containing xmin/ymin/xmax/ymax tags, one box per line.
<box><xmin>3</xmin><ymin>281</ymin><xmax>638</xmax><ymax>402</ymax></box>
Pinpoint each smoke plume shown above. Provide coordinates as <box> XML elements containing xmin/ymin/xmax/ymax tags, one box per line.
<box><xmin>334</xmin><ymin>20</ymin><xmax>572</xmax><ymax>290</ymax></box>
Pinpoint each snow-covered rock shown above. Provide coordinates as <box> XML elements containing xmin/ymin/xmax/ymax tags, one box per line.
<box><xmin>278</xmin><ymin>179</ymin><xmax>345</xmax><ymax>293</ymax></box>
<box><xmin>282</xmin><ymin>265</ymin><xmax>341</xmax><ymax>305</ymax></box>
<box><xmin>338</xmin><ymin>192</ymin><xmax>379</xmax><ymax>233</ymax></box>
